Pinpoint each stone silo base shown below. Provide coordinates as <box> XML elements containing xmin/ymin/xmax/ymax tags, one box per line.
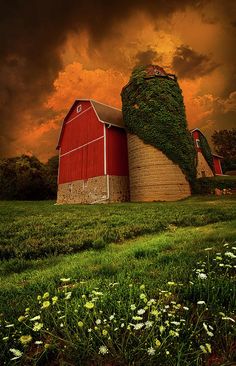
<box><xmin>57</xmin><ymin>175</ymin><xmax>129</xmax><ymax>204</ymax></box>
<box><xmin>128</xmin><ymin>134</ymin><xmax>191</xmax><ymax>202</ymax></box>
<box><xmin>196</xmin><ymin>152</ymin><xmax>214</xmax><ymax>178</ymax></box>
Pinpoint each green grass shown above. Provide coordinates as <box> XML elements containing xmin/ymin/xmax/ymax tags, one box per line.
<box><xmin>0</xmin><ymin>196</ymin><xmax>236</xmax><ymax>365</ymax></box>
<box><xmin>1</xmin><ymin>196</ymin><xmax>236</xmax><ymax>260</ymax></box>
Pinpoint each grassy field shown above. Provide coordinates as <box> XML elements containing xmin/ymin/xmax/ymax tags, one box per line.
<box><xmin>0</xmin><ymin>196</ymin><xmax>236</xmax><ymax>365</ymax></box>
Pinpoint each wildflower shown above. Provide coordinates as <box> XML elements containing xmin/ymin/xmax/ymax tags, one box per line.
<box><xmin>25</xmin><ymin>307</ymin><xmax>30</xmax><ymax>313</ymax></box>
<box><xmin>10</xmin><ymin>348</ymin><xmax>23</xmax><ymax>360</ymax></box>
<box><xmin>41</xmin><ymin>301</ymin><xmax>50</xmax><ymax>309</ymax></box>
<box><xmin>65</xmin><ymin>292</ymin><xmax>72</xmax><ymax>300</ymax></box>
<box><xmin>84</xmin><ymin>302</ymin><xmax>94</xmax><ymax>309</ymax></box>
<box><xmin>132</xmin><ymin>316</ymin><xmax>143</xmax><ymax>321</ymax></box>
<box><xmin>121</xmin><ymin>323</ymin><xmax>125</xmax><ymax>328</ymax></box>
<box><xmin>200</xmin><ymin>343</ymin><xmax>211</xmax><ymax>353</ymax></box>
<box><xmin>88</xmin><ymin>328</ymin><xmax>92</xmax><ymax>333</ymax></box>
<box><xmin>37</xmin><ymin>295</ymin><xmax>41</xmax><ymax>301</ymax></box>
<box><xmin>147</xmin><ymin>299</ymin><xmax>156</xmax><ymax>306</ymax></box>
<box><xmin>5</xmin><ymin>324</ymin><xmax>14</xmax><ymax>328</ymax></box>
<box><xmin>99</xmin><ymin>345</ymin><xmax>108</xmax><ymax>355</ymax></box>
<box><xmin>197</xmin><ymin>301</ymin><xmax>206</xmax><ymax>305</ymax></box>
<box><xmin>151</xmin><ymin>309</ymin><xmax>159</xmax><ymax>318</ymax></box>
<box><xmin>140</xmin><ymin>293</ymin><xmax>146</xmax><ymax>300</ymax></box>
<box><xmin>155</xmin><ymin>339</ymin><xmax>161</xmax><ymax>347</ymax></box>
<box><xmin>204</xmin><ymin>247</ymin><xmax>213</xmax><ymax>251</ymax></box>
<box><xmin>18</xmin><ymin>316</ymin><xmax>25</xmax><ymax>322</ymax></box>
<box><xmin>96</xmin><ymin>319</ymin><xmax>102</xmax><ymax>325</ymax></box>
<box><xmin>33</xmin><ymin>322</ymin><xmax>43</xmax><ymax>331</ymax></box>
<box><xmin>60</xmin><ymin>278</ymin><xmax>71</xmax><ymax>282</ymax></box>
<box><xmin>44</xmin><ymin>343</ymin><xmax>50</xmax><ymax>349</ymax></box>
<box><xmin>147</xmin><ymin>347</ymin><xmax>155</xmax><ymax>355</ymax></box>
<box><xmin>134</xmin><ymin>323</ymin><xmax>144</xmax><ymax>330</ymax></box>
<box><xmin>137</xmin><ymin>309</ymin><xmax>145</xmax><ymax>315</ymax></box>
<box><xmin>2</xmin><ymin>337</ymin><xmax>9</xmax><ymax>341</ymax></box>
<box><xmin>222</xmin><ymin>317</ymin><xmax>235</xmax><ymax>322</ymax></box>
<box><xmin>215</xmin><ymin>256</ymin><xmax>222</xmax><ymax>261</ymax></box>
<box><xmin>166</xmin><ymin>350</ymin><xmax>170</xmax><ymax>355</ymax></box>
<box><xmin>183</xmin><ymin>306</ymin><xmax>189</xmax><ymax>311</ymax></box>
<box><xmin>30</xmin><ymin>315</ymin><xmax>40</xmax><ymax>321</ymax></box>
<box><xmin>52</xmin><ymin>296</ymin><xmax>58</xmax><ymax>304</ymax></box>
<box><xmin>167</xmin><ymin>281</ymin><xmax>176</xmax><ymax>286</ymax></box>
<box><xmin>130</xmin><ymin>304</ymin><xmax>136</xmax><ymax>311</ymax></box>
<box><xmin>198</xmin><ymin>273</ymin><xmax>207</xmax><ymax>280</ymax></box>
<box><xmin>109</xmin><ymin>314</ymin><xmax>115</xmax><ymax>321</ymax></box>
<box><xmin>20</xmin><ymin>335</ymin><xmax>32</xmax><ymax>345</ymax></box>
<box><xmin>225</xmin><ymin>251</ymin><xmax>236</xmax><ymax>259</ymax></box>
<box><xmin>78</xmin><ymin>321</ymin><xmax>84</xmax><ymax>327</ymax></box>
<box><xmin>145</xmin><ymin>321</ymin><xmax>153</xmax><ymax>329</ymax></box>
<box><xmin>42</xmin><ymin>292</ymin><xmax>49</xmax><ymax>299</ymax></box>
<box><xmin>102</xmin><ymin>329</ymin><xmax>108</xmax><ymax>336</ymax></box>
<box><xmin>140</xmin><ymin>284</ymin><xmax>145</xmax><ymax>290</ymax></box>
<box><xmin>159</xmin><ymin>325</ymin><xmax>165</xmax><ymax>334</ymax></box>
<box><xmin>35</xmin><ymin>341</ymin><xmax>43</xmax><ymax>345</ymax></box>
<box><xmin>169</xmin><ymin>330</ymin><xmax>179</xmax><ymax>337</ymax></box>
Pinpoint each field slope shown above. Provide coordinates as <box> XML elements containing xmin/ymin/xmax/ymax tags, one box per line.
<box><xmin>0</xmin><ymin>196</ymin><xmax>235</xmax><ymax>365</ymax></box>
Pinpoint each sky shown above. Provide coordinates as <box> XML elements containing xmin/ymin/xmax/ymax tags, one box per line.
<box><xmin>0</xmin><ymin>0</ymin><xmax>236</xmax><ymax>161</ymax></box>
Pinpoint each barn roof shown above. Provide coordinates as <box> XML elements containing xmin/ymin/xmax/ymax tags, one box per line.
<box><xmin>57</xmin><ymin>99</ymin><xmax>124</xmax><ymax>149</ymax></box>
<box><xmin>91</xmin><ymin>100</ymin><xmax>124</xmax><ymax>128</ymax></box>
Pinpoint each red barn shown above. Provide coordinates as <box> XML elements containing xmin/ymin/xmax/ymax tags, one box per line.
<box><xmin>57</xmin><ymin>100</ymin><xmax>129</xmax><ymax>204</ymax></box>
<box><xmin>191</xmin><ymin>128</ymin><xmax>223</xmax><ymax>177</ymax></box>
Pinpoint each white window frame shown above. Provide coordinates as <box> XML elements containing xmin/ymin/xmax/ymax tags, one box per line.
<box><xmin>195</xmin><ymin>139</ymin><xmax>200</xmax><ymax>148</ymax></box>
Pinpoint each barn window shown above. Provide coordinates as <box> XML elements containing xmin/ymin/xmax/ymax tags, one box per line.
<box><xmin>77</xmin><ymin>104</ymin><xmax>82</xmax><ymax>113</ymax></box>
<box><xmin>195</xmin><ymin>139</ymin><xmax>200</xmax><ymax>148</ymax></box>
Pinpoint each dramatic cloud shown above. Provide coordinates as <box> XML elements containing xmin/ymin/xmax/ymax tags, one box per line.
<box><xmin>172</xmin><ymin>45</ymin><xmax>219</xmax><ymax>79</ymax></box>
<box><xmin>135</xmin><ymin>48</ymin><xmax>162</xmax><ymax>66</ymax></box>
<box><xmin>0</xmin><ymin>0</ymin><xmax>235</xmax><ymax>159</ymax></box>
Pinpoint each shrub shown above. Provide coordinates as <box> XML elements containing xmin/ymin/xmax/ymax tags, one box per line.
<box><xmin>193</xmin><ymin>176</ymin><xmax>236</xmax><ymax>194</ymax></box>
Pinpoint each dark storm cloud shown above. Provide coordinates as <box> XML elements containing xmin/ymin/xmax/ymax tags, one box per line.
<box><xmin>135</xmin><ymin>48</ymin><xmax>162</xmax><ymax>66</ymax></box>
<box><xmin>0</xmin><ymin>0</ymin><xmax>225</xmax><ymax>157</ymax></box>
<box><xmin>172</xmin><ymin>45</ymin><xmax>219</xmax><ymax>79</ymax></box>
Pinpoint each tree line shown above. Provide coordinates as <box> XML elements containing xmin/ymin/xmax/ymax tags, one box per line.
<box><xmin>0</xmin><ymin>128</ymin><xmax>235</xmax><ymax>200</ymax></box>
<box><xmin>0</xmin><ymin>155</ymin><xmax>58</xmax><ymax>200</ymax></box>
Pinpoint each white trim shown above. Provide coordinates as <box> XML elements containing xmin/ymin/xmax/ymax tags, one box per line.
<box><xmin>60</xmin><ymin>135</ymin><xmax>104</xmax><ymax>157</ymax></box>
<box><xmin>65</xmin><ymin>106</ymin><xmax>92</xmax><ymax>125</ymax></box>
<box><xmin>103</xmin><ymin>124</ymin><xmax>107</xmax><ymax>175</ymax></box>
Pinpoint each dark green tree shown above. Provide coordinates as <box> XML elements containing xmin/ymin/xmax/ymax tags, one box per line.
<box><xmin>212</xmin><ymin>129</ymin><xmax>236</xmax><ymax>173</ymax></box>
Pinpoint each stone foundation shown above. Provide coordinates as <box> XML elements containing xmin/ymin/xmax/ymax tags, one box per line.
<box><xmin>128</xmin><ymin>134</ymin><xmax>191</xmax><ymax>202</ymax></box>
<box><xmin>57</xmin><ymin>175</ymin><xmax>129</xmax><ymax>204</ymax></box>
<box><xmin>196</xmin><ymin>152</ymin><xmax>214</xmax><ymax>178</ymax></box>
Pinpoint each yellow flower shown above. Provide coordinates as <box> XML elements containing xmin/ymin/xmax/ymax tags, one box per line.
<box><xmin>84</xmin><ymin>302</ymin><xmax>94</xmax><ymax>309</ymax></box>
<box><xmin>20</xmin><ymin>335</ymin><xmax>32</xmax><ymax>345</ymax></box>
<box><xmin>78</xmin><ymin>321</ymin><xmax>84</xmax><ymax>327</ymax></box>
<box><xmin>33</xmin><ymin>322</ymin><xmax>43</xmax><ymax>331</ymax></box>
<box><xmin>18</xmin><ymin>316</ymin><xmax>25</xmax><ymax>322</ymax></box>
<box><xmin>52</xmin><ymin>296</ymin><xmax>58</xmax><ymax>304</ymax></box>
<box><xmin>140</xmin><ymin>284</ymin><xmax>145</xmax><ymax>290</ymax></box>
<box><xmin>102</xmin><ymin>329</ymin><xmax>108</xmax><ymax>336</ymax></box>
<box><xmin>37</xmin><ymin>295</ymin><xmax>41</xmax><ymax>301</ymax></box>
<box><xmin>41</xmin><ymin>301</ymin><xmax>50</xmax><ymax>309</ymax></box>
<box><xmin>44</xmin><ymin>343</ymin><xmax>50</xmax><ymax>349</ymax></box>
<box><xmin>155</xmin><ymin>339</ymin><xmax>161</xmax><ymax>347</ymax></box>
<box><xmin>43</xmin><ymin>292</ymin><xmax>49</xmax><ymax>299</ymax></box>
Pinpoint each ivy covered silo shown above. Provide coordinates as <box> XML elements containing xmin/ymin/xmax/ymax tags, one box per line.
<box><xmin>121</xmin><ymin>65</ymin><xmax>197</xmax><ymax>202</ymax></box>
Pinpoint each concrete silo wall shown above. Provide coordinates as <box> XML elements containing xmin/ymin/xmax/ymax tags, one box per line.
<box><xmin>128</xmin><ymin>134</ymin><xmax>191</xmax><ymax>202</ymax></box>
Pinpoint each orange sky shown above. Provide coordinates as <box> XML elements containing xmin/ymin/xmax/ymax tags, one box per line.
<box><xmin>1</xmin><ymin>1</ymin><xmax>236</xmax><ymax>161</ymax></box>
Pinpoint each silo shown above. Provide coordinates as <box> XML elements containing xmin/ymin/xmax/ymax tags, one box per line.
<box><xmin>121</xmin><ymin>65</ymin><xmax>196</xmax><ymax>202</ymax></box>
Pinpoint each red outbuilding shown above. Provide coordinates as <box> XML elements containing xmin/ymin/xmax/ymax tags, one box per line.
<box><xmin>57</xmin><ymin>100</ymin><xmax>129</xmax><ymax>204</ymax></box>
<box><xmin>191</xmin><ymin>128</ymin><xmax>223</xmax><ymax>177</ymax></box>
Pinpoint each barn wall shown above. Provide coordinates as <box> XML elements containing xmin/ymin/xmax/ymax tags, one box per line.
<box><xmin>58</xmin><ymin>103</ymin><xmax>105</xmax><ymax>184</ymax></box>
<box><xmin>213</xmin><ymin>157</ymin><xmax>223</xmax><ymax>175</ymax></box>
<box><xmin>57</xmin><ymin>175</ymin><xmax>129</xmax><ymax>204</ymax></box>
<box><xmin>127</xmin><ymin>134</ymin><xmax>191</xmax><ymax>202</ymax></box>
<box><xmin>57</xmin><ymin>176</ymin><xmax>107</xmax><ymax>204</ymax></box>
<box><xmin>196</xmin><ymin>152</ymin><xmax>214</xmax><ymax>178</ymax></box>
<box><xmin>106</xmin><ymin>126</ymin><xmax>129</xmax><ymax>176</ymax></box>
